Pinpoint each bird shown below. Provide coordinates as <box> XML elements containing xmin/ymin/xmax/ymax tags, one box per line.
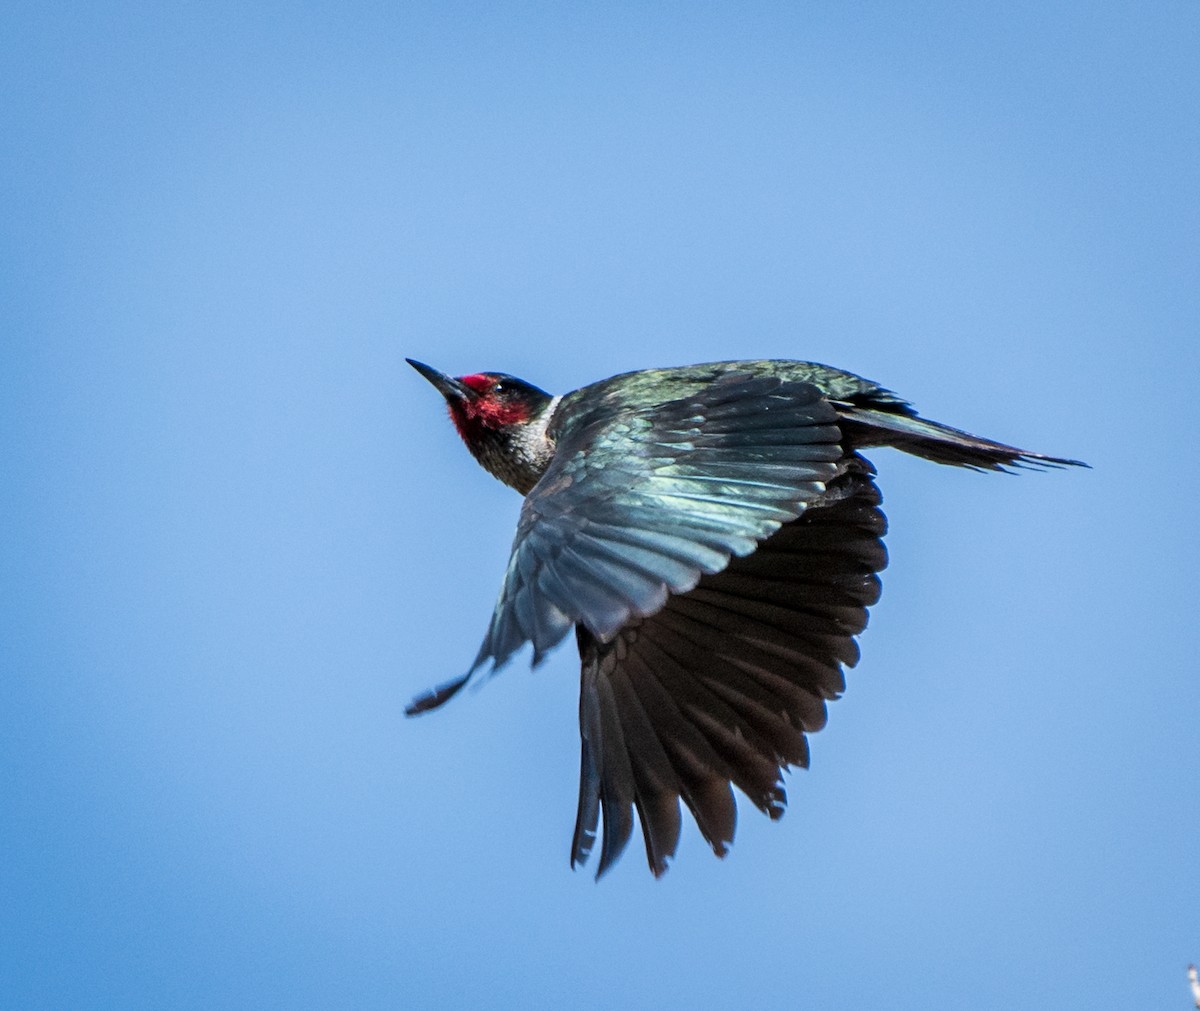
<box><xmin>403</xmin><ymin>357</ymin><xmax>1084</xmax><ymax>878</ymax></box>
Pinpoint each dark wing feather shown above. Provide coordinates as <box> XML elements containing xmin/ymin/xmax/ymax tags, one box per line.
<box><xmin>475</xmin><ymin>373</ymin><xmax>844</xmax><ymax>675</ymax></box>
<box><xmin>571</xmin><ymin>456</ymin><xmax>887</xmax><ymax>877</ymax></box>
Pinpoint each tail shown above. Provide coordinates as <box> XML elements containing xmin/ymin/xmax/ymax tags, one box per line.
<box><xmin>839</xmin><ymin>404</ymin><xmax>1087</xmax><ymax>472</ymax></box>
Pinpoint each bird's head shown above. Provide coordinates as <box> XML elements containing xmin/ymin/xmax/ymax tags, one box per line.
<box><xmin>407</xmin><ymin>358</ymin><xmax>557</xmax><ymax>492</ymax></box>
<box><xmin>407</xmin><ymin>358</ymin><xmax>552</xmax><ymax>439</ymax></box>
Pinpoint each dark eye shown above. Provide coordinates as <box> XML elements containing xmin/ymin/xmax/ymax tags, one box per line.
<box><xmin>493</xmin><ymin>379</ymin><xmax>513</xmax><ymax>394</ymax></box>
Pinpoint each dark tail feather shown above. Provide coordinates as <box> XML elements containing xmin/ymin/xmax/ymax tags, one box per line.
<box><xmin>840</xmin><ymin>406</ymin><xmax>1088</xmax><ymax>472</ymax></box>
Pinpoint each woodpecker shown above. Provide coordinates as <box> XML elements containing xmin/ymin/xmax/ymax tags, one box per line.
<box><xmin>404</xmin><ymin>357</ymin><xmax>1084</xmax><ymax>878</ymax></box>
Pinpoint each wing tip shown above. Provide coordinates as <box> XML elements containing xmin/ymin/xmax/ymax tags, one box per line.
<box><xmin>404</xmin><ymin>672</ymin><xmax>472</xmax><ymax>716</ymax></box>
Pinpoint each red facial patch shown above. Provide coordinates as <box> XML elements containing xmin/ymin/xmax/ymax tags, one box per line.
<box><xmin>459</xmin><ymin>374</ymin><xmax>496</xmax><ymax>393</ymax></box>
<box><xmin>448</xmin><ymin>373</ymin><xmax>531</xmax><ymax>437</ymax></box>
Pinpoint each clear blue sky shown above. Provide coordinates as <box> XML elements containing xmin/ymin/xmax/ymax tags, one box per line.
<box><xmin>2</xmin><ymin>3</ymin><xmax>1197</xmax><ymax>1008</ymax></box>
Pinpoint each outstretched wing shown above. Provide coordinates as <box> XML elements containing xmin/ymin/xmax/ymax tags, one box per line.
<box><xmin>485</xmin><ymin>373</ymin><xmax>845</xmax><ymax>663</ymax></box>
<box><xmin>571</xmin><ymin>456</ymin><xmax>886</xmax><ymax>877</ymax></box>
<box><xmin>405</xmin><ymin>373</ymin><xmax>845</xmax><ymax>715</ymax></box>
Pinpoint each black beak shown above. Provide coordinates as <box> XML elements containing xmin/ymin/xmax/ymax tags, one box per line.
<box><xmin>406</xmin><ymin>358</ymin><xmax>473</xmax><ymax>405</ymax></box>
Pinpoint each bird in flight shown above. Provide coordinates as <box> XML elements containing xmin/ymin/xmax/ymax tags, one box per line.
<box><xmin>403</xmin><ymin>357</ymin><xmax>1084</xmax><ymax>878</ymax></box>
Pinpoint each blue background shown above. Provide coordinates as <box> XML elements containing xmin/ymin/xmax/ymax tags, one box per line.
<box><xmin>3</xmin><ymin>3</ymin><xmax>1197</xmax><ymax>1008</ymax></box>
